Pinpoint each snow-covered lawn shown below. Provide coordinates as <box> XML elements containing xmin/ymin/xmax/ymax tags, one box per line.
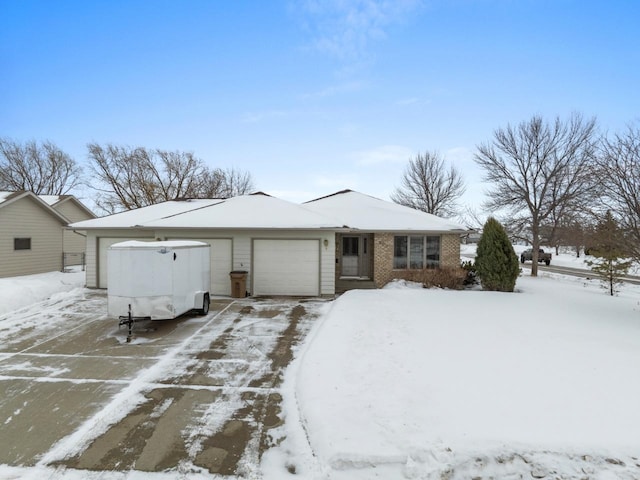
<box><xmin>0</xmin><ymin>269</ymin><xmax>85</xmax><ymax>316</ymax></box>
<box><xmin>267</xmin><ymin>273</ymin><xmax>640</xmax><ymax>479</ymax></box>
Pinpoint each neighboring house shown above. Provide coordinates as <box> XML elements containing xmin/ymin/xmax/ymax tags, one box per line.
<box><xmin>70</xmin><ymin>190</ymin><xmax>467</xmax><ymax>296</ymax></box>
<box><xmin>40</xmin><ymin>194</ymin><xmax>97</xmax><ymax>266</ymax></box>
<box><xmin>0</xmin><ymin>191</ymin><xmax>96</xmax><ymax>278</ymax></box>
<box><xmin>0</xmin><ymin>191</ymin><xmax>67</xmax><ymax>278</ymax></box>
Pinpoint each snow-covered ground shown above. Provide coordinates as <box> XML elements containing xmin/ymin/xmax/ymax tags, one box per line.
<box><xmin>0</xmin><ymin>269</ymin><xmax>85</xmax><ymax>316</ymax></box>
<box><xmin>1</xmin><ymin>266</ymin><xmax>640</xmax><ymax>479</ymax></box>
<box><xmin>266</xmin><ymin>268</ymin><xmax>640</xmax><ymax>478</ymax></box>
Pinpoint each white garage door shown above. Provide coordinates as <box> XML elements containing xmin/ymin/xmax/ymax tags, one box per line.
<box><xmin>169</xmin><ymin>238</ymin><xmax>232</xmax><ymax>296</ymax></box>
<box><xmin>98</xmin><ymin>237</ymin><xmax>153</xmax><ymax>288</ymax></box>
<box><xmin>253</xmin><ymin>239</ymin><xmax>320</xmax><ymax>296</ymax></box>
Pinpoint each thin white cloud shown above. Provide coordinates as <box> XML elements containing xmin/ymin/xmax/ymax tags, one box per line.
<box><xmin>444</xmin><ymin>146</ymin><xmax>474</xmax><ymax>165</ymax></box>
<box><xmin>295</xmin><ymin>0</ymin><xmax>424</xmax><ymax>61</ymax></box>
<box><xmin>353</xmin><ymin>144</ymin><xmax>413</xmax><ymax>166</ymax></box>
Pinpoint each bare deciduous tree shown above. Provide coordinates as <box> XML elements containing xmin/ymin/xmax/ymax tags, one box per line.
<box><xmin>88</xmin><ymin>143</ymin><xmax>255</xmax><ymax>214</ymax></box>
<box><xmin>597</xmin><ymin>123</ymin><xmax>640</xmax><ymax>262</ymax></box>
<box><xmin>475</xmin><ymin>114</ymin><xmax>597</xmax><ymax>276</ymax></box>
<box><xmin>391</xmin><ymin>151</ymin><xmax>466</xmax><ymax>218</ymax></box>
<box><xmin>0</xmin><ymin>138</ymin><xmax>82</xmax><ymax>194</ymax></box>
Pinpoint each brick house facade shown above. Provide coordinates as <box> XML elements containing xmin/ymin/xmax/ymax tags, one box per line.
<box><xmin>372</xmin><ymin>233</ymin><xmax>461</xmax><ymax>287</ymax></box>
<box><xmin>334</xmin><ymin>232</ymin><xmax>462</xmax><ymax>289</ymax></box>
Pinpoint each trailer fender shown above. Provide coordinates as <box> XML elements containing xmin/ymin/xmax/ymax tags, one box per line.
<box><xmin>193</xmin><ymin>291</ymin><xmax>209</xmax><ymax>313</ymax></box>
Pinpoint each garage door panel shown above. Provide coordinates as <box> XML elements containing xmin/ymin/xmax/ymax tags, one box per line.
<box><xmin>98</xmin><ymin>237</ymin><xmax>154</xmax><ymax>288</ymax></box>
<box><xmin>253</xmin><ymin>239</ymin><xmax>320</xmax><ymax>296</ymax></box>
<box><xmin>168</xmin><ymin>238</ymin><xmax>232</xmax><ymax>296</ymax></box>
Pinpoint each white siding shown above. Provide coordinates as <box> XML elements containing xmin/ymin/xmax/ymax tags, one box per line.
<box><xmin>0</xmin><ymin>197</ymin><xmax>64</xmax><ymax>278</ymax></box>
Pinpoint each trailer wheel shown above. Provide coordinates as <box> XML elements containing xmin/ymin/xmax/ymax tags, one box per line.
<box><xmin>520</xmin><ymin>256</ymin><xmax>525</xmax><ymax>263</ymax></box>
<box><xmin>545</xmin><ymin>259</ymin><xmax>550</xmax><ymax>266</ymax></box>
<box><xmin>200</xmin><ymin>293</ymin><xmax>210</xmax><ymax>315</ymax></box>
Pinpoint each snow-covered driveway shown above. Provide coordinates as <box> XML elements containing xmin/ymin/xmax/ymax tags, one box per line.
<box><xmin>0</xmin><ymin>286</ymin><xmax>326</xmax><ymax>479</ymax></box>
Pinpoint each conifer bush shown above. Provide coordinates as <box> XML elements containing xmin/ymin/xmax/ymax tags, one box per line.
<box><xmin>475</xmin><ymin>217</ymin><xmax>520</xmax><ymax>292</ymax></box>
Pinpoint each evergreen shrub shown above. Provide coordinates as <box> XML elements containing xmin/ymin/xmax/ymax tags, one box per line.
<box><xmin>475</xmin><ymin>217</ymin><xmax>520</xmax><ymax>292</ymax></box>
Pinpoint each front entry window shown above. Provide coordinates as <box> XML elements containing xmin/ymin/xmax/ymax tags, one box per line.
<box><xmin>343</xmin><ymin>236</ymin><xmax>359</xmax><ymax>256</ymax></box>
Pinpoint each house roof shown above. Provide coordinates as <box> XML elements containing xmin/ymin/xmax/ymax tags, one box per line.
<box><xmin>0</xmin><ymin>191</ymin><xmax>69</xmax><ymax>224</ymax></box>
<box><xmin>69</xmin><ymin>198</ymin><xmax>225</xmax><ymax>229</ymax></box>
<box><xmin>69</xmin><ymin>190</ymin><xmax>467</xmax><ymax>233</ymax></box>
<box><xmin>70</xmin><ymin>194</ymin><xmax>340</xmax><ymax>230</ymax></box>
<box><xmin>39</xmin><ymin>194</ymin><xmax>97</xmax><ymax>219</ymax></box>
<box><xmin>304</xmin><ymin>189</ymin><xmax>467</xmax><ymax>233</ymax></box>
<box><xmin>142</xmin><ymin>194</ymin><xmax>341</xmax><ymax>229</ymax></box>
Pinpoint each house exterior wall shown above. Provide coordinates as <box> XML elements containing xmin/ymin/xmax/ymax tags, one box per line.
<box><xmin>156</xmin><ymin>229</ymin><xmax>335</xmax><ymax>296</ymax></box>
<box><xmin>373</xmin><ymin>232</ymin><xmax>395</xmax><ymax>287</ymax></box>
<box><xmin>372</xmin><ymin>232</ymin><xmax>461</xmax><ymax>287</ymax></box>
<box><xmin>88</xmin><ymin>228</ymin><xmax>336</xmax><ymax>296</ymax></box>
<box><xmin>441</xmin><ymin>234</ymin><xmax>461</xmax><ymax>268</ymax></box>
<box><xmin>0</xmin><ymin>197</ymin><xmax>63</xmax><ymax>278</ymax></box>
<box><xmin>54</xmin><ymin>200</ymin><xmax>94</xmax><ymax>261</ymax></box>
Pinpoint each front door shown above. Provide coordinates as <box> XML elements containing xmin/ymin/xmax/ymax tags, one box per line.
<box><xmin>341</xmin><ymin>235</ymin><xmax>371</xmax><ymax>278</ymax></box>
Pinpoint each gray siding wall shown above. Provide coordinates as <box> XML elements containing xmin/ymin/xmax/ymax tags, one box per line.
<box><xmin>0</xmin><ymin>198</ymin><xmax>63</xmax><ymax>278</ymax></box>
<box><xmin>55</xmin><ymin>201</ymin><xmax>94</xmax><ymax>256</ymax></box>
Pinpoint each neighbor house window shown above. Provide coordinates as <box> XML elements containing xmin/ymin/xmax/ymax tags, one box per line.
<box><xmin>393</xmin><ymin>235</ymin><xmax>440</xmax><ymax>269</ymax></box>
<box><xmin>14</xmin><ymin>238</ymin><xmax>31</xmax><ymax>250</ymax></box>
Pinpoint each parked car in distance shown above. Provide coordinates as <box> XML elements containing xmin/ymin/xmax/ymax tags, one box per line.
<box><xmin>520</xmin><ymin>248</ymin><xmax>551</xmax><ymax>266</ymax></box>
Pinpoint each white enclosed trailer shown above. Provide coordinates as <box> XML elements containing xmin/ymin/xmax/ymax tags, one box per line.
<box><xmin>107</xmin><ymin>240</ymin><xmax>211</xmax><ymax>321</ymax></box>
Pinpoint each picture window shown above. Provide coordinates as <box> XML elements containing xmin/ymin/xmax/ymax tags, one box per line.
<box><xmin>393</xmin><ymin>235</ymin><xmax>440</xmax><ymax>269</ymax></box>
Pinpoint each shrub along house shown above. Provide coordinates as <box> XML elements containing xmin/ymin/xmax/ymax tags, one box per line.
<box><xmin>70</xmin><ymin>190</ymin><xmax>467</xmax><ymax>296</ymax></box>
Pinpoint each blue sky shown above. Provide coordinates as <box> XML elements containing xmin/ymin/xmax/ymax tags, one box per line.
<box><xmin>1</xmin><ymin>0</ymin><xmax>639</xmax><ymax>211</ymax></box>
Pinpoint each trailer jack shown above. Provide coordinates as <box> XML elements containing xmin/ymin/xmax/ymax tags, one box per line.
<box><xmin>118</xmin><ymin>304</ymin><xmax>151</xmax><ymax>343</ymax></box>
